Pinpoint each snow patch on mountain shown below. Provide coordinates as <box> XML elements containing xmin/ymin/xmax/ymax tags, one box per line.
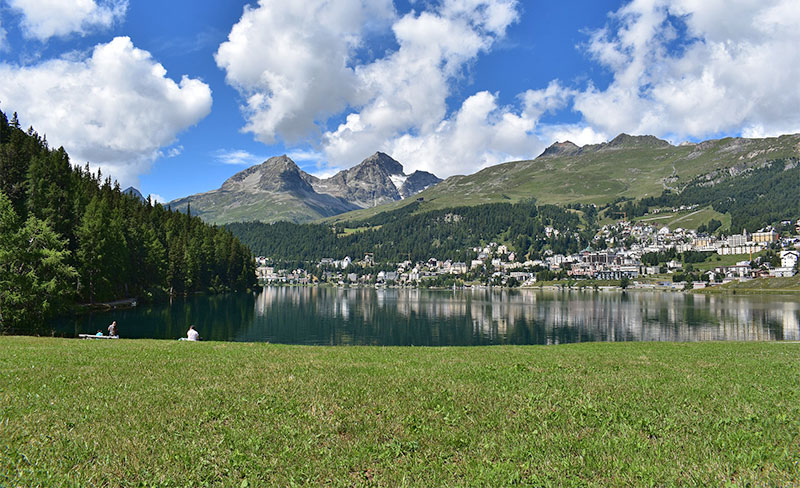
<box><xmin>389</xmin><ymin>174</ymin><xmax>408</xmax><ymax>190</ymax></box>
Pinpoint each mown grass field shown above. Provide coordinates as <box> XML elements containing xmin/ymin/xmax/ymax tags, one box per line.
<box><xmin>1</xmin><ymin>338</ymin><xmax>798</xmax><ymax>486</ymax></box>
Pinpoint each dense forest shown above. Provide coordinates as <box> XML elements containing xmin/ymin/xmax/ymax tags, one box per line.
<box><xmin>227</xmin><ymin>201</ymin><xmax>592</xmax><ymax>265</ymax></box>
<box><xmin>607</xmin><ymin>158</ymin><xmax>800</xmax><ymax>232</ymax></box>
<box><xmin>0</xmin><ymin>110</ymin><xmax>256</xmax><ymax>333</ymax></box>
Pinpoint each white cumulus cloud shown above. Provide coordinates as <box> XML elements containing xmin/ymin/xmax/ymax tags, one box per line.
<box><xmin>215</xmin><ymin>0</ymin><xmax>396</xmax><ymax>144</ymax></box>
<box><xmin>385</xmin><ymin>85</ymin><xmax>606</xmax><ymax>177</ymax></box>
<box><xmin>8</xmin><ymin>0</ymin><xmax>128</xmax><ymax>41</ymax></box>
<box><xmin>218</xmin><ymin>0</ymin><xmax>545</xmax><ymax>177</ymax></box>
<box><xmin>574</xmin><ymin>0</ymin><xmax>800</xmax><ymax>141</ymax></box>
<box><xmin>0</xmin><ymin>36</ymin><xmax>212</xmax><ymax>187</ymax></box>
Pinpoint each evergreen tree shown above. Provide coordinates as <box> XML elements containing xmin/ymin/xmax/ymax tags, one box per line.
<box><xmin>0</xmin><ymin>191</ymin><xmax>77</xmax><ymax>333</ymax></box>
<box><xmin>26</xmin><ymin>148</ymin><xmax>75</xmax><ymax>243</ymax></box>
<box><xmin>0</xmin><ymin>108</ymin><xmax>269</xmax><ymax>331</ymax></box>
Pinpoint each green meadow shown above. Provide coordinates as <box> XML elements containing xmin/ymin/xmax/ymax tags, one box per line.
<box><xmin>1</xmin><ymin>337</ymin><xmax>798</xmax><ymax>486</ymax></box>
<box><xmin>697</xmin><ymin>275</ymin><xmax>800</xmax><ymax>295</ymax></box>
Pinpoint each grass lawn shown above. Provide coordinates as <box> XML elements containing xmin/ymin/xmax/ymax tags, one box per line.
<box><xmin>691</xmin><ymin>253</ymin><xmax>761</xmax><ymax>272</ymax></box>
<box><xmin>699</xmin><ymin>276</ymin><xmax>800</xmax><ymax>295</ymax></box>
<box><xmin>1</xmin><ymin>338</ymin><xmax>798</xmax><ymax>486</ymax></box>
<box><xmin>632</xmin><ymin>206</ymin><xmax>731</xmax><ymax>232</ymax></box>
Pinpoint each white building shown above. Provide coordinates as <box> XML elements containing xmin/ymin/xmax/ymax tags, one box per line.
<box><xmin>781</xmin><ymin>250</ymin><xmax>799</xmax><ymax>269</ymax></box>
<box><xmin>727</xmin><ymin>234</ymin><xmax>747</xmax><ymax>247</ymax></box>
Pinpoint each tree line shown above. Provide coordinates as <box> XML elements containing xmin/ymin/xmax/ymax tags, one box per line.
<box><xmin>227</xmin><ymin>200</ymin><xmax>592</xmax><ymax>265</ymax></box>
<box><xmin>0</xmin><ymin>110</ymin><xmax>256</xmax><ymax>333</ymax></box>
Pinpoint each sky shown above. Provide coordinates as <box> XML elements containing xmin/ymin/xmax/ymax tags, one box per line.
<box><xmin>0</xmin><ymin>0</ymin><xmax>799</xmax><ymax>203</ymax></box>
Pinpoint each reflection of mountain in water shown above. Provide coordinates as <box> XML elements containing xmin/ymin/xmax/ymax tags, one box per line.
<box><xmin>241</xmin><ymin>287</ymin><xmax>798</xmax><ymax>346</ymax></box>
<box><xmin>51</xmin><ymin>288</ymin><xmax>799</xmax><ymax>345</ymax></box>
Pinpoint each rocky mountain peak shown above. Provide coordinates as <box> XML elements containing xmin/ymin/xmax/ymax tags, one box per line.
<box><xmin>539</xmin><ymin>134</ymin><xmax>673</xmax><ymax>158</ymax></box>
<box><xmin>356</xmin><ymin>152</ymin><xmax>404</xmax><ymax>175</ymax></box>
<box><xmin>538</xmin><ymin>141</ymin><xmax>580</xmax><ymax>158</ymax></box>
<box><xmin>309</xmin><ymin>152</ymin><xmax>441</xmax><ymax>208</ymax></box>
<box><xmin>399</xmin><ymin>170</ymin><xmax>442</xmax><ymax>198</ymax></box>
<box><xmin>221</xmin><ymin>155</ymin><xmax>313</xmax><ymax>193</ymax></box>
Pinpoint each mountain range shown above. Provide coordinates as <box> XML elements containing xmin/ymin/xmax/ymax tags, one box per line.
<box><xmin>322</xmin><ymin>133</ymin><xmax>800</xmax><ymax>223</ymax></box>
<box><xmin>168</xmin><ymin>132</ymin><xmax>800</xmax><ymax>225</ymax></box>
<box><xmin>168</xmin><ymin>152</ymin><xmax>441</xmax><ymax>224</ymax></box>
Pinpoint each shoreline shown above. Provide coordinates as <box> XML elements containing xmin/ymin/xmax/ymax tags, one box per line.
<box><xmin>259</xmin><ymin>279</ymin><xmax>800</xmax><ymax>296</ymax></box>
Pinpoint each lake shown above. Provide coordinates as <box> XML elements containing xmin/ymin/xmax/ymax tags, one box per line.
<box><xmin>49</xmin><ymin>286</ymin><xmax>800</xmax><ymax>345</ymax></box>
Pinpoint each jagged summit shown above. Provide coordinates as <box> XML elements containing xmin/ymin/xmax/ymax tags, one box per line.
<box><xmin>539</xmin><ymin>141</ymin><xmax>580</xmax><ymax>158</ymax></box>
<box><xmin>311</xmin><ymin>152</ymin><xmax>442</xmax><ymax>208</ymax></box>
<box><xmin>400</xmin><ymin>170</ymin><xmax>441</xmax><ymax>198</ymax></box>
<box><xmin>221</xmin><ymin>155</ymin><xmax>313</xmax><ymax>193</ymax></box>
<box><xmin>357</xmin><ymin>152</ymin><xmax>404</xmax><ymax>175</ymax></box>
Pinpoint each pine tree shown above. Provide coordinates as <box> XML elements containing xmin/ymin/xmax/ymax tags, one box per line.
<box><xmin>26</xmin><ymin>148</ymin><xmax>74</xmax><ymax>241</ymax></box>
<box><xmin>75</xmin><ymin>196</ymin><xmax>117</xmax><ymax>303</ymax></box>
<box><xmin>0</xmin><ymin>191</ymin><xmax>76</xmax><ymax>332</ymax></box>
<box><xmin>0</xmin><ymin>107</ymin><xmax>255</xmax><ymax>329</ymax></box>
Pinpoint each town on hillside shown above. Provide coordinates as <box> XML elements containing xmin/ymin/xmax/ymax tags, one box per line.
<box><xmin>254</xmin><ymin>217</ymin><xmax>800</xmax><ymax>290</ymax></box>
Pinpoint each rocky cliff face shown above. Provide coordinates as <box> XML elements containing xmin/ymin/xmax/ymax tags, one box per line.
<box><xmin>311</xmin><ymin>152</ymin><xmax>442</xmax><ymax>207</ymax></box>
<box><xmin>399</xmin><ymin>170</ymin><xmax>441</xmax><ymax>198</ymax></box>
<box><xmin>169</xmin><ymin>152</ymin><xmax>442</xmax><ymax>224</ymax></box>
<box><xmin>312</xmin><ymin>152</ymin><xmax>404</xmax><ymax>207</ymax></box>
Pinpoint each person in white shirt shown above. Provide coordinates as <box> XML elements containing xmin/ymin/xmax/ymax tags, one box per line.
<box><xmin>108</xmin><ymin>321</ymin><xmax>118</xmax><ymax>337</ymax></box>
<box><xmin>186</xmin><ymin>325</ymin><xmax>200</xmax><ymax>341</ymax></box>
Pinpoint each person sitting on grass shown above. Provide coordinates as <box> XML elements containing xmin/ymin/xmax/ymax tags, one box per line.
<box><xmin>186</xmin><ymin>325</ymin><xmax>200</xmax><ymax>341</ymax></box>
<box><xmin>95</xmin><ymin>330</ymin><xmax>103</xmax><ymax>337</ymax></box>
<box><xmin>108</xmin><ymin>321</ymin><xmax>118</xmax><ymax>338</ymax></box>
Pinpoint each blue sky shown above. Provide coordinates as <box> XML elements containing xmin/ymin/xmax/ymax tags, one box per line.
<box><xmin>1</xmin><ymin>0</ymin><xmax>799</xmax><ymax>202</ymax></box>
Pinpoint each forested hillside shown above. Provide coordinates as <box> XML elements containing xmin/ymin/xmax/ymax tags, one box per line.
<box><xmin>228</xmin><ymin>157</ymin><xmax>800</xmax><ymax>268</ymax></box>
<box><xmin>227</xmin><ymin>201</ymin><xmax>591</xmax><ymax>265</ymax></box>
<box><xmin>607</xmin><ymin>158</ymin><xmax>800</xmax><ymax>232</ymax></box>
<box><xmin>0</xmin><ymin>110</ymin><xmax>256</xmax><ymax>333</ymax></box>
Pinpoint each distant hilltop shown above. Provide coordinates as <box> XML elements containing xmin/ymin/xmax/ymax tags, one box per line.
<box><xmin>538</xmin><ymin>134</ymin><xmax>671</xmax><ymax>158</ymax></box>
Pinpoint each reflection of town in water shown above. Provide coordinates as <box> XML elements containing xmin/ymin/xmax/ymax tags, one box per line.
<box><xmin>52</xmin><ymin>287</ymin><xmax>799</xmax><ymax>344</ymax></box>
<box><xmin>249</xmin><ymin>287</ymin><xmax>800</xmax><ymax>345</ymax></box>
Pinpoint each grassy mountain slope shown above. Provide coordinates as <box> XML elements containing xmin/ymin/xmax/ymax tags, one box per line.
<box><xmin>169</xmin><ymin>187</ymin><xmax>358</xmax><ymax>224</ymax></box>
<box><xmin>322</xmin><ymin>133</ymin><xmax>800</xmax><ymax>224</ymax></box>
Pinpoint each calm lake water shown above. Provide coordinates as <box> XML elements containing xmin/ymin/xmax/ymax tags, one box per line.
<box><xmin>49</xmin><ymin>287</ymin><xmax>800</xmax><ymax>345</ymax></box>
